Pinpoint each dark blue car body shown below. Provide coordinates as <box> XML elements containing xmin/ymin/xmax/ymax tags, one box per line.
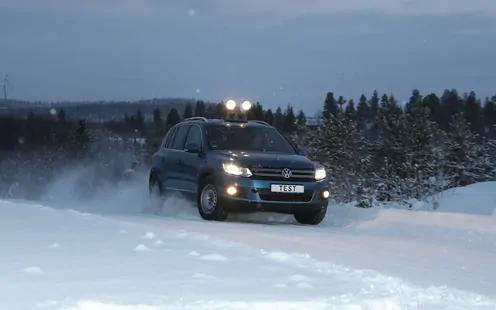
<box><xmin>148</xmin><ymin>117</ymin><xmax>329</xmax><ymax>225</ymax></box>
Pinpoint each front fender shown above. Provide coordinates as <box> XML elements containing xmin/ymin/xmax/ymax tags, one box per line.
<box><xmin>198</xmin><ymin>165</ymin><xmax>217</xmax><ymax>182</ymax></box>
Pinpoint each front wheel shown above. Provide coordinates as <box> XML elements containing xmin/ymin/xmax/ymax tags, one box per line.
<box><xmin>197</xmin><ymin>178</ymin><xmax>229</xmax><ymax>221</ymax></box>
<box><xmin>294</xmin><ymin>205</ymin><xmax>327</xmax><ymax>225</ymax></box>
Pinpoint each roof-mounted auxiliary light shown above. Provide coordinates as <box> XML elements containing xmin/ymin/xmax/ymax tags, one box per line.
<box><xmin>224</xmin><ymin>98</ymin><xmax>253</xmax><ymax>122</ymax></box>
<box><xmin>225</xmin><ymin>100</ymin><xmax>236</xmax><ymax>110</ymax></box>
<box><xmin>241</xmin><ymin>100</ymin><xmax>252</xmax><ymax>111</ymax></box>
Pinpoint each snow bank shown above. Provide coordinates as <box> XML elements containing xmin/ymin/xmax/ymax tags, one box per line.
<box><xmin>328</xmin><ymin>181</ymin><xmax>496</xmax><ymax>217</ymax></box>
<box><xmin>322</xmin><ymin>182</ymin><xmax>496</xmax><ymax>247</ymax></box>
<box><xmin>425</xmin><ymin>181</ymin><xmax>496</xmax><ymax>215</ymax></box>
<box><xmin>325</xmin><ymin>201</ymin><xmax>496</xmax><ymax>234</ymax></box>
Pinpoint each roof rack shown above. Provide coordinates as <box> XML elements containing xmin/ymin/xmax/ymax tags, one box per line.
<box><xmin>182</xmin><ymin>117</ymin><xmax>208</xmax><ymax>123</ymax></box>
<box><xmin>248</xmin><ymin>120</ymin><xmax>271</xmax><ymax>126</ymax></box>
<box><xmin>223</xmin><ymin>118</ymin><xmax>247</xmax><ymax>123</ymax></box>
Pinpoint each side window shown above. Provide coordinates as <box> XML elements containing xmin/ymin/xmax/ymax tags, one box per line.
<box><xmin>163</xmin><ymin>127</ymin><xmax>176</xmax><ymax>149</ymax></box>
<box><xmin>184</xmin><ymin>125</ymin><xmax>202</xmax><ymax>148</ymax></box>
<box><xmin>170</xmin><ymin>125</ymin><xmax>191</xmax><ymax>150</ymax></box>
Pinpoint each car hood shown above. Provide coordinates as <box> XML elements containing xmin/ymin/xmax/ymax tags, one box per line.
<box><xmin>213</xmin><ymin>150</ymin><xmax>317</xmax><ymax>169</ymax></box>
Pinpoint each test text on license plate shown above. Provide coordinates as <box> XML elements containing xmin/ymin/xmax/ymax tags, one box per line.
<box><xmin>270</xmin><ymin>184</ymin><xmax>304</xmax><ymax>193</ymax></box>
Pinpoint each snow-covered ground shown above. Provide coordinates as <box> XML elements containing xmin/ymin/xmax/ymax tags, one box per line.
<box><xmin>1</xmin><ymin>171</ymin><xmax>496</xmax><ymax>310</ymax></box>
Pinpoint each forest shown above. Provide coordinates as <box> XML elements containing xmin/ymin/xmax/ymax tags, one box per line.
<box><xmin>1</xmin><ymin>88</ymin><xmax>496</xmax><ymax>208</ymax></box>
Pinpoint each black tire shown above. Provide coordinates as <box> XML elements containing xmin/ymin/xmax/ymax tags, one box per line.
<box><xmin>197</xmin><ymin>177</ymin><xmax>229</xmax><ymax>221</ymax></box>
<box><xmin>146</xmin><ymin>177</ymin><xmax>163</xmax><ymax>215</ymax></box>
<box><xmin>294</xmin><ymin>205</ymin><xmax>327</xmax><ymax>225</ymax></box>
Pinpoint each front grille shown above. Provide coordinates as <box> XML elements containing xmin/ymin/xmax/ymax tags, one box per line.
<box><xmin>250</xmin><ymin>166</ymin><xmax>315</xmax><ymax>181</ymax></box>
<box><xmin>257</xmin><ymin>188</ymin><xmax>313</xmax><ymax>202</ymax></box>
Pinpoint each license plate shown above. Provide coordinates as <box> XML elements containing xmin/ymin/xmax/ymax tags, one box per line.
<box><xmin>270</xmin><ymin>184</ymin><xmax>304</xmax><ymax>193</ymax></box>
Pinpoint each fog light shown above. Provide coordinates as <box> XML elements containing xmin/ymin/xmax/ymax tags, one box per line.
<box><xmin>322</xmin><ymin>190</ymin><xmax>330</xmax><ymax>199</ymax></box>
<box><xmin>226</xmin><ymin>186</ymin><xmax>237</xmax><ymax>195</ymax></box>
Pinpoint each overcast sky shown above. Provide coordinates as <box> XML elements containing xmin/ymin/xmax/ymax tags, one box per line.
<box><xmin>1</xmin><ymin>0</ymin><xmax>496</xmax><ymax>112</ymax></box>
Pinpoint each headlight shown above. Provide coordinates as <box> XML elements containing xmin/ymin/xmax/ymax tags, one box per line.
<box><xmin>222</xmin><ymin>163</ymin><xmax>252</xmax><ymax>177</ymax></box>
<box><xmin>314</xmin><ymin>167</ymin><xmax>326</xmax><ymax>180</ymax></box>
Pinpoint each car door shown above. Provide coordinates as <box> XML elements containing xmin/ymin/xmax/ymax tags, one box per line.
<box><xmin>165</xmin><ymin>124</ymin><xmax>191</xmax><ymax>192</ymax></box>
<box><xmin>181</xmin><ymin>124</ymin><xmax>205</xmax><ymax>196</ymax></box>
<box><xmin>152</xmin><ymin>127</ymin><xmax>176</xmax><ymax>190</ymax></box>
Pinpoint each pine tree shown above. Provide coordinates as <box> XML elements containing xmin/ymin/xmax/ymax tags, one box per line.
<box><xmin>273</xmin><ymin>107</ymin><xmax>283</xmax><ymax>130</ymax></box>
<box><xmin>356</xmin><ymin>94</ymin><xmax>369</xmax><ymax>132</ymax></box>
<box><xmin>322</xmin><ymin>92</ymin><xmax>338</xmax><ymax>119</ymax></box>
<box><xmin>422</xmin><ymin>93</ymin><xmax>441</xmax><ymax>123</ymax></box>
<box><xmin>344</xmin><ymin>99</ymin><xmax>356</xmax><ymax>121</ymax></box>
<box><xmin>306</xmin><ymin>109</ymin><xmax>372</xmax><ymax>203</ymax></box>
<box><xmin>249</xmin><ymin>102</ymin><xmax>264</xmax><ymax>120</ymax></box>
<box><xmin>153</xmin><ymin>108</ymin><xmax>164</xmax><ymax>136</ymax></box>
<box><xmin>373</xmin><ymin>94</ymin><xmax>406</xmax><ymax>201</ymax></box>
<box><xmin>402</xmin><ymin>93</ymin><xmax>445</xmax><ymax>199</ymax></box>
<box><xmin>295</xmin><ymin>109</ymin><xmax>307</xmax><ymax>145</ymax></box>
<box><xmin>482</xmin><ymin>97</ymin><xmax>496</xmax><ymax>138</ymax></box>
<box><xmin>369</xmin><ymin>90</ymin><xmax>380</xmax><ymax>123</ymax></box>
<box><xmin>166</xmin><ymin>108</ymin><xmax>181</xmax><ymax>129</ymax></box>
<box><xmin>183</xmin><ymin>103</ymin><xmax>193</xmax><ymax>119</ymax></box>
<box><xmin>69</xmin><ymin>119</ymin><xmax>93</xmax><ymax>159</ymax></box>
<box><xmin>194</xmin><ymin>101</ymin><xmax>205</xmax><ymax>117</ymax></box>
<box><xmin>282</xmin><ymin>105</ymin><xmax>296</xmax><ymax>134</ymax></box>
<box><xmin>444</xmin><ymin>112</ymin><xmax>495</xmax><ymax>187</ymax></box>
<box><xmin>264</xmin><ymin>109</ymin><xmax>274</xmax><ymax>125</ymax></box>
<box><xmin>464</xmin><ymin>91</ymin><xmax>481</xmax><ymax>134</ymax></box>
<box><xmin>134</xmin><ymin>110</ymin><xmax>144</xmax><ymax>131</ymax></box>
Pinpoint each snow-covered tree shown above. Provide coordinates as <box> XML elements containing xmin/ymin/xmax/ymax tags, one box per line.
<box><xmin>369</xmin><ymin>91</ymin><xmax>447</xmax><ymax>202</ymax></box>
<box><xmin>401</xmin><ymin>92</ymin><xmax>446</xmax><ymax>199</ymax></box>
<box><xmin>306</xmin><ymin>109</ymin><xmax>373</xmax><ymax>203</ymax></box>
<box><xmin>444</xmin><ymin>112</ymin><xmax>496</xmax><ymax>186</ymax></box>
<box><xmin>371</xmin><ymin>93</ymin><xmax>405</xmax><ymax>200</ymax></box>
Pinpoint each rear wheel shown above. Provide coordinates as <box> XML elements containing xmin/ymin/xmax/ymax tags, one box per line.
<box><xmin>197</xmin><ymin>177</ymin><xmax>229</xmax><ymax>221</ymax></box>
<box><xmin>146</xmin><ymin>177</ymin><xmax>163</xmax><ymax>215</ymax></box>
<box><xmin>294</xmin><ymin>205</ymin><xmax>327</xmax><ymax>225</ymax></box>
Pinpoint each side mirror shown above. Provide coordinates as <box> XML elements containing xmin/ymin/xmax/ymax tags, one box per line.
<box><xmin>184</xmin><ymin>143</ymin><xmax>201</xmax><ymax>153</ymax></box>
<box><xmin>296</xmin><ymin>148</ymin><xmax>307</xmax><ymax>156</ymax></box>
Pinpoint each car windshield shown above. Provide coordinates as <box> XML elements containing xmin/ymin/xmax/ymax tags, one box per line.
<box><xmin>205</xmin><ymin>124</ymin><xmax>296</xmax><ymax>153</ymax></box>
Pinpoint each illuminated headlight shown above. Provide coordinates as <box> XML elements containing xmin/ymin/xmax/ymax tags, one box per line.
<box><xmin>222</xmin><ymin>163</ymin><xmax>252</xmax><ymax>177</ymax></box>
<box><xmin>314</xmin><ymin>167</ymin><xmax>326</xmax><ymax>180</ymax></box>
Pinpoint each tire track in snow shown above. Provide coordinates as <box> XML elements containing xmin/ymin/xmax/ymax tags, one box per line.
<box><xmin>112</xmin><ymin>213</ymin><xmax>496</xmax><ymax>297</ymax></box>
<box><xmin>109</xmin><ymin>214</ymin><xmax>496</xmax><ymax>310</ymax></box>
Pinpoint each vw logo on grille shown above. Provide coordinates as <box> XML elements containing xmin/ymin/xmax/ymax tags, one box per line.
<box><xmin>281</xmin><ymin>168</ymin><xmax>292</xmax><ymax>178</ymax></box>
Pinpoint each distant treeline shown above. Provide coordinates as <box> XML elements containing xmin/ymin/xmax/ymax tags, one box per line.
<box><xmin>2</xmin><ymin>88</ymin><xmax>496</xmax><ymax>150</ymax></box>
<box><xmin>0</xmin><ymin>98</ymin><xmax>214</xmax><ymax>121</ymax></box>
<box><xmin>0</xmin><ymin>99</ymin><xmax>304</xmax><ymax>150</ymax></box>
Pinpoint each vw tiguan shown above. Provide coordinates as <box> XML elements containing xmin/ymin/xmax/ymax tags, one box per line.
<box><xmin>148</xmin><ymin>100</ymin><xmax>329</xmax><ymax>225</ymax></box>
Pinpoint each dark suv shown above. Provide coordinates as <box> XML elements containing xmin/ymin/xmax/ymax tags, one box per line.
<box><xmin>148</xmin><ymin>116</ymin><xmax>330</xmax><ymax>225</ymax></box>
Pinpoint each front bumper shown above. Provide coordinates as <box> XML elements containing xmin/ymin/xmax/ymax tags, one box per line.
<box><xmin>215</xmin><ymin>174</ymin><xmax>329</xmax><ymax>214</ymax></box>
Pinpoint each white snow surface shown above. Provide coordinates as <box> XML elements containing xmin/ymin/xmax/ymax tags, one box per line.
<box><xmin>1</xmin><ymin>171</ymin><xmax>496</xmax><ymax>310</ymax></box>
<box><xmin>425</xmin><ymin>181</ymin><xmax>496</xmax><ymax>215</ymax></box>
